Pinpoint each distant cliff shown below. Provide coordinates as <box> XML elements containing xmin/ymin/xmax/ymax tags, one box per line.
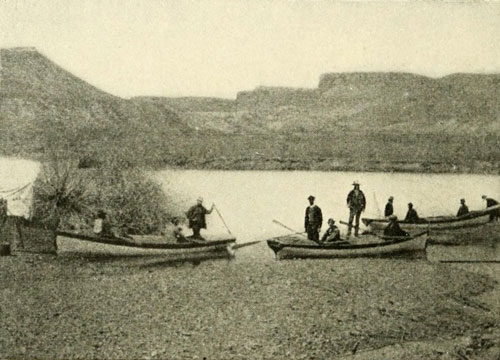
<box><xmin>1</xmin><ymin>47</ymin><xmax>499</xmax><ymax>173</ymax></box>
<box><xmin>0</xmin><ymin>47</ymin><xmax>188</xmax><ymax>162</ymax></box>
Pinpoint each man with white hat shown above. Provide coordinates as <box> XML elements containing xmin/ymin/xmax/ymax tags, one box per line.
<box><xmin>186</xmin><ymin>197</ymin><xmax>214</xmax><ymax>239</ymax></box>
<box><xmin>346</xmin><ymin>181</ymin><xmax>366</xmax><ymax>237</ymax></box>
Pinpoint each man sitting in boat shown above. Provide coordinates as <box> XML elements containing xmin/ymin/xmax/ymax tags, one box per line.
<box><xmin>384</xmin><ymin>196</ymin><xmax>394</xmax><ymax>217</ymax></box>
<box><xmin>320</xmin><ymin>218</ymin><xmax>340</xmax><ymax>244</ymax></box>
<box><xmin>93</xmin><ymin>210</ymin><xmax>114</xmax><ymax>237</ymax></box>
<box><xmin>404</xmin><ymin>203</ymin><xmax>419</xmax><ymax>223</ymax></box>
<box><xmin>482</xmin><ymin>195</ymin><xmax>500</xmax><ymax>221</ymax></box>
<box><xmin>456</xmin><ymin>198</ymin><xmax>469</xmax><ymax>217</ymax></box>
<box><xmin>171</xmin><ymin>217</ymin><xmax>189</xmax><ymax>243</ymax></box>
<box><xmin>383</xmin><ymin>215</ymin><xmax>409</xmax><ymax>237</ymax></box>
<box><xmin>186</xmin><ymin>197</ymin><xmax>214</xmax><ymax>240</ymax></box>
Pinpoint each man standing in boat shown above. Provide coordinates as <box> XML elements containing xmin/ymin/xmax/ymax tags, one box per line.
<box><xmin>385</xmin><ymin>196</ymin><xmax>394</xmax><ymax>217</ymax></box>
<box><xmin>346</xmin><ymin>181</ymin><xmax>366</xmax><ymax>237</ymax></box>
<box><xmin>482</xmin><ymin>195</ymin><xmax>500</xmax><ymax>221</ymax></box>
<box><xmin>186</xmin><ymin>197</ymin><xmax>214</xmax><ymax>239</ymax></box>
<box><xmin>305</xmin><ymin>195</ymin><xmax>323</xmax><ymax>243</ymax></box>
<box><xmin>456</xmin><ymin>198</ymin><xmax>469</xmax><ymax>217</ymax></box>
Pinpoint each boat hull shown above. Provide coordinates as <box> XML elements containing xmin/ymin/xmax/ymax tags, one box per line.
<box><xmin>362</xmin><ymin>205</ymin><xmax>500</xmax><ymax>232</ymax></box>
<box><xmin>267</xmin><ymin>232</ymin><xmax>428</xmax><ymax>260</ymax></box>
<box><xmin>56</xmin><ymin>232</ymin><xmax>236</xmax><ymax>261</ymax></box>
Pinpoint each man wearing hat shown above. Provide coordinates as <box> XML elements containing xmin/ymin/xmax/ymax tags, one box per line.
<box><xmin>186</xmin><ymin>197</ymin><xmax>214</xmax><ymax>239</ymax></box>
<box><xmin>456</xmin><ymin>199</ymin><xmax>469</xmax><ymax>217</ymax></box>
<box><xmin>383</xmin><ymin>215</ymin><xmax>409</xmax><ymax>237</ymax></box>
<box><xmin>404</xmin><ymin>202</ymin><xmax>419</xmax><ymax>223</ymax></box>
<box><xmin>346</xmin><ymin>181</ymin><xmax>366</xmax><ymax>237</ymax></box>
<box><xmin>385</xmin><ymin>196</ymin><xmax>394</xmax><ymax>217</ymax></box>
<box><xmin>305</xmin><ymin>195</ymin><xmax>323</xmax><ymax>243</ymax></box>
<box><xmin>482</xmin><ymin>195</ymin><xmax>500</xmax><ymax>221</ymax></box>
<box><xmin>321</xmin><ymin>218</ymin><xmax>340</xmax><ymax>243</ymax></box>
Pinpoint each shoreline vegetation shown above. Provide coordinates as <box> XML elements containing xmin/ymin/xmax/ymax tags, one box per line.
<box><xmin>30</xmin><ymin>157</ymin><xmax>182</xmax><ymax>236</ymax></box>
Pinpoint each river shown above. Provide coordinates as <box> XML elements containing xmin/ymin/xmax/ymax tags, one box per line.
<box><xmin>155</xmin><ymin>170</ymin><xmax>500</xmax><ymax>246</ymax></box>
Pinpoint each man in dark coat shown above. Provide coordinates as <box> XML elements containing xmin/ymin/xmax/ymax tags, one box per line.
<box><xmin>482</xmin><ymin>195</ymin><xmax>500</xmax><ymax>221</ymax></box>
<box><xmin>346</xmin><ymin>181</ymin><xmax>366</xmax><ymax>237</ymax></box>
<box><xmin>456</xmin><ymin>198</ymin><xmax>469</xmax><ymax>217</ymax></box>
<box><xmin>383</xmin><ymin>215</ymin><xmax>409</xmax><ymax>237</ymax></box>
<box><xmin>305</xmin><ymin>195</ymin><xmax>322</xmax><ymax>243</ymax></box>
<box><xmin>385</xmin><ymin>196</ymin><xmax>394</xmax><ymax>217</ymax></box>
<box><xmin>404</xmin><ymin>203</ymin><xmax>419</xmax><ymax>223</ymax></box>
<box><xmin>186</xmin><ymin>197</ymin><xmax>214</xmax><ymax>239</ymax></box>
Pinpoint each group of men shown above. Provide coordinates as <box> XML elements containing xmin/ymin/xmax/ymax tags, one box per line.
<box><xmin>305</xmin><ymin>181</ymin><xmax>365</xmax><ymax>244</ymax></box>
<box><xmin>92</xmin><ymin>185</ymin><xmax>499</xmax><ymax>243</ymax></box>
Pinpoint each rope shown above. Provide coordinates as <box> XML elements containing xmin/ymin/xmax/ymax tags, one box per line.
<box><xmin>0</xmin><ymin>182</ymin><xmax>32</xmax><ymax>196</ymax></box>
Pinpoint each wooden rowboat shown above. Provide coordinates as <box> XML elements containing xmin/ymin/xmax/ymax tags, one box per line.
<box><xmin>362</xmin><ymin>204</ymin><xmax>500</xmax><ymax>232</ymax></box>
<box><xmin>266</xmin><ymin>231</ymin><xmax>428</xmax><ymax>260</ymax></box>
<box><xmin>56</xmin><ymin>231</ymin><xmax>236</xmax><ymax>261</ymax></box>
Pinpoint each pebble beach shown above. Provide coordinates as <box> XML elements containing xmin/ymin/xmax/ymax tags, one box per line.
<box><xmin>1</xmin><ymin>242</ymin><xmax>499</xmax><ymax>360</ymax></box>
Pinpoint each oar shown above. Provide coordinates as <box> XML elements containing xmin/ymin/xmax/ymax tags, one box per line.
<box><xmin>272</xmin><ymin>219</ymin><xmax>308</xmax><ymax>238</ymax></box>
<box><xmin>232</xmin><ymin>240</ymin><xmax>262</xmax><ymax>250</ymax></box>
<box><xmin>338</xmin><ymin>221</ymin><xmax>373</xmax><ymax>235</ymax></box>
<box><xmin>214</xmin><ymin>204</ymin><xmax>232</xmax><ymax>235</ymax></box>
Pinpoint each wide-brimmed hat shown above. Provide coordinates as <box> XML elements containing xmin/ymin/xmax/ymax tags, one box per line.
<box><xmin>352</xmin><ymin>181</ymin><xmax>360</xmax><ymax>186</ymax></box>
<box><xmin>308</xmin><ymin>195</ymin><xmax>315</xmax><ymax>200</ymax></box>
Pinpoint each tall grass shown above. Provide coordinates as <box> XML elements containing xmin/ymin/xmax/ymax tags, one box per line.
<box><xmin>32</xmin><ymin>158</ymin><xmax>178</xmax><ymax>234</ymax></box>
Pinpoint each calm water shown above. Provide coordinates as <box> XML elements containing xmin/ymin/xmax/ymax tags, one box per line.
<box><xmin>155</xmin><ymin>170</ymin><xmax>500</xmax><ymax>247</ymax></box>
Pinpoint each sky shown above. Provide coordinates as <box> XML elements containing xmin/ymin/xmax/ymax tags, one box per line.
<box><xmin>1</xmin><ymin>0</ymin><xmax>500</xmax><ymax>98</ymax></box>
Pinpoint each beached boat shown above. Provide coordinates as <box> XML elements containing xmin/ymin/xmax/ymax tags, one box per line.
<box><xmin>266</xmin><ymin>231</ymin><xmax>428</xmax><ymax>260</ymax></box>
<box><xmin>56</xmin><ymin>231</ymin><xmax>236</xmax><ymax>260</ymax></box>
<box><xmin>362</xmin><ymin>205</ymin><xmax>500</xmax><ymax>232</ymax></box>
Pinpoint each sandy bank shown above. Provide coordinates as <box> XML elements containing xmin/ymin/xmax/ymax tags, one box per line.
<box><xmin>1</xmin><ymin>245</ymin><xmax>498</xmax><ymax>359</ymax></box>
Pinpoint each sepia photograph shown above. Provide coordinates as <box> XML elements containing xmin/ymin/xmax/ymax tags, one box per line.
<box><xmin>0</xmin><ymin>0</ymin><xmax>499</xmax><ymax>359</ymax></box>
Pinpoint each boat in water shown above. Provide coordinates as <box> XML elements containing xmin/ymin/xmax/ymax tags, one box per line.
<box><xmin>56</xmin><ymin>231</ymin><xmax>236</xmax><ymax>261</ymax></box>
<box><xmin>362</xmin><ymin>205</ymin><xmax>500</xmax><ymax>232</ymax></box>
<box><xmin>266</xmin><ymin>231</ymin><xmax>428</xmax><ymax>260</ymax></box>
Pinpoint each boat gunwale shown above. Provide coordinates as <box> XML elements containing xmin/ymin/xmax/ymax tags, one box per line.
<box><xmin>56</xmin><ymin>231</ymin><xmax>236</xmax><ymax>249</ymax></box>
<box><xmin>362</xmin><ymin>204</ymin><xmax>500</xmax><ymax>226</ymax></box>
<box><xmin>267</xmin><ymin>231</ymin><xmax>428</xmax><ymax>251</ymax></box>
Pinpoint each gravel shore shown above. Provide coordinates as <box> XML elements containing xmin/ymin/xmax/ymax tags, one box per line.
<box><xmin>1</xmin><ymin>244</ymin><xmax>499</xmax><ymax>359</ymax></box>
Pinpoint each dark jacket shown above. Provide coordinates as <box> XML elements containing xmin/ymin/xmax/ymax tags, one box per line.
<box><xmin>321</xmin><ymin>225</ymin><xmax>340</xmax><ymax>242</ymax></box>
<box><xmin>186</xmin><ymin>204</ymin><xmax>209</xmax><ymax>229</ymax></box>
<box><xmin>405</xmin><ymin>208</ymin><xmax>419</xmax><ymax>223</ymax></box>
<box><xmin>486</xmin><ymin>198</ymin><xmax>499</xmax><ymax>208</ymax></box>
<box><xmin>305</xmin><ymin>205</ymin><xmax>323</xmax><ymax>230</ymax></box>
<box><xmin>384</xmin><ymin>202</ymin><xmax>394</xmax><ymax>217</ymax></box>
<box><xmin>456</xmin><ymin>204</ymin><xmax>469</xmax><ymax>217</ymax></box>
<box><xmin>347</xmin><ymin>190</ymin><xmax>366</xmax><ymax>212</ymax></box>
<box><xmin>383</xmin><ymin>222</ymin><xmax>409</xmax><ymax>237</ymax></box>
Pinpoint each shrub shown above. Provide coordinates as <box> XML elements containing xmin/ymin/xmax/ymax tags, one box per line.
<box><xmin>32</xmin><ymin>159</ymin><xmax>178</xmax><ymax>234</ymax></box>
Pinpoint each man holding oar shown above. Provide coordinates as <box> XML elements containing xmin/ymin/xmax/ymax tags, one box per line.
<box><xmin>186</xmin><ymin>197</ymin><xmax>214</xmax><ymax>240</ymax></box>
